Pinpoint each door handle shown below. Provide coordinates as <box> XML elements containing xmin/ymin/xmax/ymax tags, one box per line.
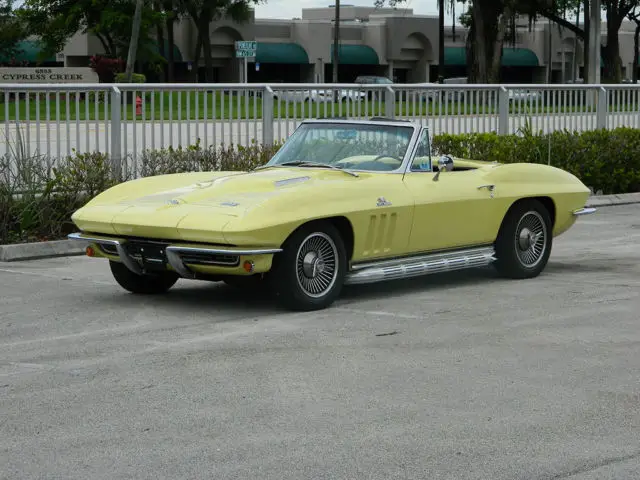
<box><xmin>477</xmin><ymin>184</ymin><xmax>495</xmax><ymax>197</ymax></box>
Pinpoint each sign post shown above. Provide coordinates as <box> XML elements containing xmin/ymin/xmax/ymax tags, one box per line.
<box><xmin>235</xmin><ymin>41</ymin><xmax>256</xmax><ymax>84</ymax></box>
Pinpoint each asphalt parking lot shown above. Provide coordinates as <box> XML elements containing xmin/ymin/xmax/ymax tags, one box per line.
<box><xmin>1</xmin><ymin>204</ymin><xmax>640</xmax><ymax>480</ymax></box>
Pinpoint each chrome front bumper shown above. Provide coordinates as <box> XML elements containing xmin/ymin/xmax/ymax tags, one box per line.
<box><xmin>68</xmin><ymin>232</ymin><xmax>282</xmax><ymax>278</ymax></box>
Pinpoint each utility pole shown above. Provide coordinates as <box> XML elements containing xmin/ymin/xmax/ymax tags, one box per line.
<box><xmin>547</xmin><ymin>20</ymin><xmax>553</xmax><ymax>83</ymax></box>
<box><xmin>587</xmin><ymin>0</ymin><xmax>601</xmax><ymax>83</ymax></box>
<box><xmin>333</xmin><ymin>0</ymin><xmax>340</xmax><ymax>84</ymax></box>
<box><xmin>125</xmin><ymin>0</ymin><xmax>145</xmax><ymax>81</ymax></box>
<box><xmin>438</xmin><ymin>0</ymin><xmax>444</xmax><ymax>83</ymax></box>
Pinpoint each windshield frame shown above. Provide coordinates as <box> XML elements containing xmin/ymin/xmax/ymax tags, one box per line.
<box><xmin>263</xmin><ymin>119</ymin><xmax>421</xmax><ymax>174</ymax></box>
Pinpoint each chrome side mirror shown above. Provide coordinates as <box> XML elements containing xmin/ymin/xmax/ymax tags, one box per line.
<box><xmin>439</xmin><ymin>155</ymin><xmax>454</xmax><ymax>171</ymax></box>
<box><xmin>433</xmin><ymin>155</ymin><xmax>454</xmax><ymax>181</ymax></box>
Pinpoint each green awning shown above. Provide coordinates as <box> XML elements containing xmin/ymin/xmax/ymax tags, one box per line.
<box><xmin>256</xmin><ymin>42</ymin><xmax>309</xmax><ymax>64</ymax></box>
<box><xmin>330</xmin><ymin>44</ymin><xmax>379</xmax><ymax>65</ymax></box>
<box><xmin>444</xmin><ymin>46</ymin><xmax>467</xmax><ymax>66</ymax></box>
<box><xmin>501</xmin><ymin>47</ymin><xmax>539</xmax><ymax>66</ymax></box>
<box><xmin>444</xmin><ymin>46</ymin><xmax>539</xmax><ymax>67</ymax></box>
<box><xmin>0</xmin><ymin>39</ymin><xmax>56</xmax><ymax>64</ymax></box>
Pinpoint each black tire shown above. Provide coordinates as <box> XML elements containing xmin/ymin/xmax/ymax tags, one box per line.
<box><xmin>269</xmin><ymin>221</ymin><xmax>347</xmax><ymax>311</ymax></box>
<box><xmin>493</xmin><ymin>199</ymin><xmax>553</xmax><ymax>279</ymax></box>
<box><xmin>109</xmin><ymin>260</ymin><xmax>179</xmax><ymax>294</ymax></box>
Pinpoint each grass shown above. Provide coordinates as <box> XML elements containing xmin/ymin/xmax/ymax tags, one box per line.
<box><xmin>3</xmin><ymin>89</ymin><xmax>632</xmax><ymax>122</ymax></box>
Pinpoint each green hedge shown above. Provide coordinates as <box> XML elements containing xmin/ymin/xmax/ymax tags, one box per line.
<box><xmin>114</xmin><ymin>72</ymin><xmax>147</xmax><ymax>83</ymax></box>
<box><xmin>431</xmin><ymin>127</ymin><xmax>640</xmax><ymax>195</ymax></box>
<box><xmin>1</xmin><ymin>127</ymin><xmax>639</xmax><ymax>245</ymax></box>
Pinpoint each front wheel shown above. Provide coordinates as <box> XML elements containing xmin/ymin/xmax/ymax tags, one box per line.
<box><xmin>493</xmin><ymin>199</ymin><xmax>553</xmax><ymax>279</ymax></box>
<box><xmin>269</xmin><ymin>222</ymin><xmax>347</xmax><ymax>311</ymax></box>
<box><xmin>109</xmin><ymin>261</ymin><xmax>179</xmax><ymax>294</ymax></box>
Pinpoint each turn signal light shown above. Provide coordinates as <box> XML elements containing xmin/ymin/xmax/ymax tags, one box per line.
<box><xmin>243</xmin><ymin>260</ymin><xmax>254</xmax><ymax>273</ymax></box>
<box><xmin>86</xmin><ymin>246</ymin><xmax>95</xmax><ymax>257</ymax></box>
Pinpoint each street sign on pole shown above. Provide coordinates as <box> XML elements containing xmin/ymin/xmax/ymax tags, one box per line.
<box><xmin>235</xmin><ymin>41</ymin><xmax>257</xmax><ymax>58</ymax></box>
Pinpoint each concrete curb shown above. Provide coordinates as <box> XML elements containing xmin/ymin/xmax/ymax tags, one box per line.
<box><xmin>585</xmin><ymin>192</ymin><xmax>640</xmax><ymax>208</ymax></box>
<box><xmin>0</xmin><ymin>239</ymin><xmax>88</xmax><ymax>262</ymax></box>
<box><xmin>0</xmin><ymin>193</ymin><xmax>639</xmax><ymax>263</ymax></box>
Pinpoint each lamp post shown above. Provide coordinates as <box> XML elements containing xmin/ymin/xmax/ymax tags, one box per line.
<box><xmin>438</xmin><ymin>0</ymin><xmax>444</xmax><ymax>83</ymax></box>
<box><xmin>333</xmin><ymin>0</ymin><xmax>340</xmax><ymax>102</ymax></box>
<box><xmin>587</xmin><ymin>0</ymin><xmax>601</xmax><ymax>83</ymax></box>
<box><xmin>333</xmin><ymin>0</ymin><xmax>340</xmax><ymax>85</ymax></box>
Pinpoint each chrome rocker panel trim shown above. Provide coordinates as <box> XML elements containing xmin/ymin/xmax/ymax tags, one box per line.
<box><xmin>344</xmin><ymin>246</ymin><xmax>496</xmax><ymax>286</ymax></box>
<box><xmin>573</xmin><ymin>207</ymin><xmax>597</xmax><ymax>216</ymax></box>
<box><xmin>68</xmin><ymin>232</ymin><xmax>282</xmax><ymax>278</ymax></box>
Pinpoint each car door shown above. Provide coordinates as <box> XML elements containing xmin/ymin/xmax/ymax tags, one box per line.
<box><xmin>401</xmin><ymin>128</ymin><xmax>501</xmax><ymax>253</ymax></box>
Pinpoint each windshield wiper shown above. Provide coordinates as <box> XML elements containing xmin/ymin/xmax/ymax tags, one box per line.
<box><xmin>250</xmin><ymin>164</ymin><xmax>275</xmax><ymax>172</ymax></box>
<box><xmin>278</xmin><ymin>160</ymin><xmax>359</xmax><ymax>177</ymax></box>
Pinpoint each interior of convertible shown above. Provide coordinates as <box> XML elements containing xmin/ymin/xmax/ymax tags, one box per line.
<box><xmin>267</xmin><ymin>122</ymin><xmax>481</xmax><ymax>173</ymax></box>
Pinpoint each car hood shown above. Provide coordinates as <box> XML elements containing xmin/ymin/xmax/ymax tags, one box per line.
<box><xmin>112</xmin><ymin>167</ymin><xmax>361</xmax><ymax>213</ymax></box>
<box><xmin>73</xmin><ymin>166</ymin><xmax>376</xmax><ymax>243</ymax></box>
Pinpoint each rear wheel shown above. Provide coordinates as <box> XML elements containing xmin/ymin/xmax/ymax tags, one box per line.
<box><xmin>493</xmin><ymin>199</ymin><xmax>553</xmax><ymax>279</ymax></box>
<box><xmin>109</xmin><ymin>261</ymin><xmax>179</xmax><ymax>294</ymax></box>
<box><xmin>269</xmin><ymin>222</ymin><xmax>347</xmax><ymax>311</ymax></box>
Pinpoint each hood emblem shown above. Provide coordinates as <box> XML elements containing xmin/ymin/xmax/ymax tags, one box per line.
<box><xmin>167</xmin><ymin>199</ymin><xmax>180</xmax><ymax>205</ymax></box>
<box><xmin>376</xmin><ymin>197</ymin><xmax>392</xmax><ymax>207</ymax></box>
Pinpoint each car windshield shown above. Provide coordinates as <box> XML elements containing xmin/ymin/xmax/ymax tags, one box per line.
<box><xmin>266</xmin><ymin>122</ymin><xmax>414</xmax><ymax>172</ymax></box>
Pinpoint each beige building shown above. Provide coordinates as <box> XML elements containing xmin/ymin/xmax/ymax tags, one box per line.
<box><xmin>4</xmin><ymin>5</ymin><xmax>639</xmax><ymax>83</ymax></box>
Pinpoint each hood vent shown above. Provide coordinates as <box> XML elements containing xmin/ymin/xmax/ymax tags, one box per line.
<box><xmin>274</xmin><ymin>176</ymin><xmax>311</xmax><ymax>187</ymax></box>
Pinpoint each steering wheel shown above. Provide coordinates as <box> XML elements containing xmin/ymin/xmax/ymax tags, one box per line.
<box><xmin>371</xmin><ymin>153</ymin><xmax>403</xmax><ymax>162</ymax></box>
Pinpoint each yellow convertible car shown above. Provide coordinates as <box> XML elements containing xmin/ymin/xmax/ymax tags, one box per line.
<box><xmin>69</xmin><ymin>118</ymin><xmax>595</xmax><ymax>311</ymax></box>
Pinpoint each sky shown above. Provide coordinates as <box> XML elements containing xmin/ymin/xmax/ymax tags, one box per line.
<box><xmin>253</xmin><ymin>0</ymin><xmax>458</xmax><ymax>22</ymax></box>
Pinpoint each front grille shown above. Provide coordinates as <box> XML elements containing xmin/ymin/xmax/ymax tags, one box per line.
<box><xmin>94</xmin><ymin>237</ymin><xmax>240</xmax><ymax>268</ymax></box>
<box><xmin>181</xmin><ymin>252</ymin><xmax>240</xmax><ymax>267</ymax></box>
<box><xmin>98</xmin><ymin>244</ymin><xmax>118</xmax><ymax>256</ymax></box>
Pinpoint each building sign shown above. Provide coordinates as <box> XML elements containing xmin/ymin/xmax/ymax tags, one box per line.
<box><xmin>0</xmin><ymin>67</ymin><xmax>99</xmax><ymax>84</ymax></box>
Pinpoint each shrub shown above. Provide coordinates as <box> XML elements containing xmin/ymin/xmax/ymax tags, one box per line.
<box><xmin>114</xmin><ymin>72</ymin><xmax>147</xmax><ymax>83</ymax></box>
<box><xmin>89</xmin><ymin>55</ymin><xmax>125</xmax><ymax>83</ymax></box>
<box><xmin>137</xmin><ymin>139</ymin><xmax>282</xmax><ymax>177</ymax></box>
<box><xmin>431</xmin><ymin>127</ymin><xmax>640</xmax><ymax>194</ymax></box>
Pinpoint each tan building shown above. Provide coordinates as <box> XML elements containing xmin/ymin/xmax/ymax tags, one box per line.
<box><xmin>4</xmin><ymin>5</ymin><xmax>639</xmax><ymax>84</ymax></box>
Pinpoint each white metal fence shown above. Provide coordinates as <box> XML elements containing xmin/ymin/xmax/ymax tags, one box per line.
<box><xmin>2</xmin><ymin>82</ymin><xmax>640</xmax><ymax>168</ymax></box>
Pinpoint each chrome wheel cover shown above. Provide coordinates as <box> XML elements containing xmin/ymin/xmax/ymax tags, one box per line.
<box><xmin>514</xmin><ymin>210</ymin><xmax>547</xmax><ymax>268</ymax></box>
<box><xmin>295</xmin><ymin>232</ymin><xmax>339</xmax><ymax>298</ymax></box>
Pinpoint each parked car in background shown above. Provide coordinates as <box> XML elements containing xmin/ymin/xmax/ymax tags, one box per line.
<box><xmin>355</xmin><ymin>75</ymin><xmax>438</xmax><ymax>102</ymax></box>
<box><xmin>272</xmin><ymin>88</ymin><xmax>366</xmax><ymax>103</ymax></box>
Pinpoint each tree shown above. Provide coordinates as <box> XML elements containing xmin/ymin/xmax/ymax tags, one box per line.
<box><xmin>375</xmin><ymin>0</ymin><xmax>525</xmax><ymax>82</ymax></box>
<box><xmin>154</xmin><ymin>0</ymin><xmax>184</xmax><ymax>81</ymax></box>
<box><xmin>526</xmin><ymin>0</ymin><xmax>640</xmax><ymax>82</ymax></box>
<box><xmin>18</xmin><ymin>0</ymin><xmax>163</xmax><ymax>61</ymax></box>
<box><xmin>163</xmin><ymin>0</ymin><xmax>181</xmax><ymax>81</ymax></box>
<box><xmin>0</xmin><ymin>0</ymin><xmax>27</xmax><ymax>60</ymax></box>
<box><xmin>178</xmin><ymin>0</ymin><xmax>263</xmax><ymax>82</ymax></box>
<box><xmin>377</xmin><ymin>0</ymin><xmax>637</xmax><ymax>83</ymax></box>
<box><xmin>124</xmin><ymin>0</ymin><xmax>146</xmax><ymax>81</ymax></box>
